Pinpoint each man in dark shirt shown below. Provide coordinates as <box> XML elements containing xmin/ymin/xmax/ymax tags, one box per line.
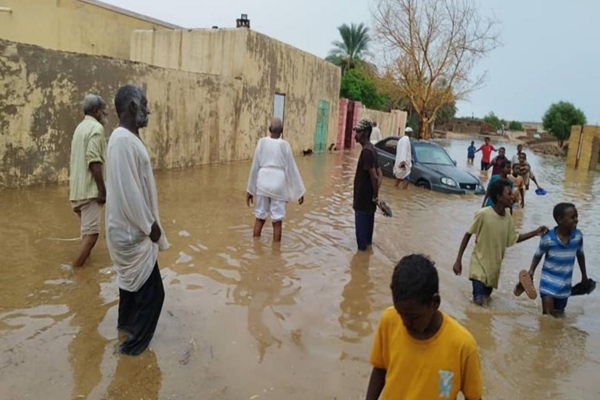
<box><xmin>353</xmin><ymin>119</ymin><xmax>382</xmax><ymax>251</ymax></box>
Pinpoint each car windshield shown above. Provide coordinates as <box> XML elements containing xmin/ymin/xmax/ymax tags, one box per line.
<box><xmin>414</xmin><ymin>145</ymin><xmax>454</xmax><ymax>165</ymax></box>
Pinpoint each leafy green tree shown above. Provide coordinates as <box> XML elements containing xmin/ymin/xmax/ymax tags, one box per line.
<box><xmin>508</xmin><ymin>121</ymin><xmax>523</xmax><ymax>131</ymax></box>
<box><xmin>483</xmin><ymin>112</ymin><xmax>503</xmax><ymax>130</ymax></box>
<box><xmin>542</xmin><ymin>101</ymin><xmax>587</xmax><ymax>146</ymax></box>
<box><xmin>326</xmin><ymin>23</ymin><xmax>372</xmax><ymax>74</ymax></box>
<box><xmin>340</xmin><ymin>67</ymin><xmax>386</xmax><ymax>110</ymax></box>
<box><xmin>436</xmin><ymin>102</ymin><xmax>457</xmax><ymax>125</ymax></box>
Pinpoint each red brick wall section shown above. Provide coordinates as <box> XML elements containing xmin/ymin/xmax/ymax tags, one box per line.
<box><xmin>337</xmin><ymin>98</ymin><xmax>349</xmax><ymax>149</ymax></box>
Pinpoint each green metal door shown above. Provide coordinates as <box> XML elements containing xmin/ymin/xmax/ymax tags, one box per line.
<box><xmin>314</xmin><ymin>100</ymin><xmax>330</xmax><ymax>153</ymax></box>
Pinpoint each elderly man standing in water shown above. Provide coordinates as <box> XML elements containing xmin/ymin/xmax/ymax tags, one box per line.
<box><xmin>69</xmin><ymin>94</ymin><xmax>109</xmax><ymax>267</ymax></box>
<box><xmin>105</xmin><ymin>85</ymin><xmax>169</xmax><ymax>356</ymax></box>
<box><xmin>246</xmin><ymin>117</ymin><xmax>306</xmax><ymax>242</ymax></box>
<box><xmin>394</xmin><ymin>126</ymin><xmax>413</xmax><ymax>189</ymax></box>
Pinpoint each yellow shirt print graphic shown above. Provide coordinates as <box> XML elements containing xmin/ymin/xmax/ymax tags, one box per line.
<box><xmin>439</xmin><ymin>370</ymin><xmax>454</xmax><ymax>398</ymax></box>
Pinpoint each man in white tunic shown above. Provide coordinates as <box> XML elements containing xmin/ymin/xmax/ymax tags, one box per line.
<box><xmin>246</xmin><ymin>117</ymin><xmax>306</xmax><ymax>242</ymax></box>
<box><xmin>370</xmin><ymin>121</ymin><xmax>382</xmax><ymax>144</ymax></box>
<box><xmin>394</xmin><ymin>126</ymin><xmax>413</xmax><ymax>189</ymax></box>
<box><xmin>105</xmin><ymin>85</ymin><xmax>169</xmax><ymax>355</ymax></box>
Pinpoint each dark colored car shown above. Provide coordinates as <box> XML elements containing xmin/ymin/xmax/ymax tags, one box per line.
<box><xmin>374</xmin><ymin>136</ymin><xmax>485</xmax><ymax>195</ymax></box>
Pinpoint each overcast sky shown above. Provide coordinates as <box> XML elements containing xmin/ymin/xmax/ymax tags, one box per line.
<box><xmin>106</xmin><ymin>0</ymin><xmax>600</xmax><ymax>123</ymax></box>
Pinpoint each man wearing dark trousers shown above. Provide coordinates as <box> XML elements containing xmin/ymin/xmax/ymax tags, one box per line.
<box><xmin>353</xmin><ymin>119</ymin><xmax>382</xmax><ymax>251</ymax></box>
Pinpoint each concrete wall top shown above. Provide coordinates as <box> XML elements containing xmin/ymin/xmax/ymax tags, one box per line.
<box><xmin>131</xmin><ymin>28</ymin><xmax>247</xmax><ymax>78</ymax></box>
<box><xmin>0</xmin><ymin>0</ymin><xmax>178</xmax><ymax>59</ymax></box>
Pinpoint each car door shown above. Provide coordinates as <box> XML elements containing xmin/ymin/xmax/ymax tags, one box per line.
<box><xmin>409</xmin><ymin>142</ymin><xmax>424</xmax><ymax>182</ymax></box>
<box><xmin>375</xmin><ymin>138</ymin><xmax>398</xmax><ymax>177</ymax></box>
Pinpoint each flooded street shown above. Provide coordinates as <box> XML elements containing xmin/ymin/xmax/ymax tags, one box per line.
<box><xmin>1</xmin><ymin>138</ymin><xmax>600</xmax><ymax>399</ymax></box>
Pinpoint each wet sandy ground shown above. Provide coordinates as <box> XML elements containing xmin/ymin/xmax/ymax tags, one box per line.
<box><xmin>1</xmin><ymin>139</ymin><xmax>600</xmax><ymax>399</ymax></box>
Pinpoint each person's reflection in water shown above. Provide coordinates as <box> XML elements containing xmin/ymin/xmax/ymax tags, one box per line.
<box><xmin>564</xmin><ymin>168</ymin><xmax>594</xmax><ymax>198</ymax></box>
<box><xmin>510</xmin><ymin>317</ymin><xmax>588</xmax><ymax>398</ymax></box>
<box><xmin>105</xmin><ymin>349</ymin><xmax>162</xmax><ymax>399</ymax></box>
<box><xmin>68</xmin><ymin>271</ymin><xmax>111</xmax><ymax>399</ymax></box>
<box><xmin>229</xmin><ymin>241</ymin><xmax>299</xmax><ymax>362</ymax></box>
<box><xmin>339</xmin><ymin>251</ymin><xmax>375</xmax><ymax>343</ymax></box>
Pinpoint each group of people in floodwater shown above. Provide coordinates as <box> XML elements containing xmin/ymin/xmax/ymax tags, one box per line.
<box><xmin>67</xmin><ymin>87</ymin><xmax>594</xmax><ymax>399</ymax></box>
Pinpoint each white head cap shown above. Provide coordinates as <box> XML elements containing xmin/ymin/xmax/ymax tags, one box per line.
<box><xmin>405</xmin><ymin>127</ymin><xmax>413</xmax><ymax>133</ymax></box>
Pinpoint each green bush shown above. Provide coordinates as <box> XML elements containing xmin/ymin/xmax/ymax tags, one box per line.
<box><xmin>508</xmin><ymin>121</ymin><xmax>523</xmax><ymax>131</ymax></box>
<box><xmin>483</xmin><ymin>112</ymin><xmax>503</xmax><ymax>130</ymax></box>
<box><xmin>542</xmin><ymin>101</ymin><xmax>587</xmax><ymax>146</ymax></box>
<box><xmin>340</xmin><ymin>68</ymin><xmax>387</xmax><ymax>110</ymax></box>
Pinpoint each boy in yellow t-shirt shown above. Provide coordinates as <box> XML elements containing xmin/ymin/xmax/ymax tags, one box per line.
<box><xmin>366</xmin><ymin>254</ymin><xmax>483</xmax><ymax>400</ymax></box>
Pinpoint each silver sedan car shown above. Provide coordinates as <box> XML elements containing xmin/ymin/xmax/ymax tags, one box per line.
<box><xmin>374</xmin><ymin>137</ymin><xmax>485</xmax><ymax>195</ymax></box>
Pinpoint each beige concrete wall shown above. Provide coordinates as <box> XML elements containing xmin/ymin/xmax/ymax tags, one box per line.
<box><xmin>241</xmin><ymin>30</ymin><xmax>340</xmax><ymax>154</ymax></box>
<box><xmin>359</xmin><ymin>108</ymin><xmax>407</xmax><ymax>138</ymax></box>
<box><xmin>0</xmin><ymin>0</ymin><xmax>178</xmax><ymax>59</ymax></box>
<box><xmin>130</xmin><ymin>28</ymin><xmax>341</xmax><ymax>155</ymax></box>
<box><xmin>131</xmin><ymin>29</ymin><xmax>246</xmax><ymax>77</ymax></box>
<box><xmin>567</xmin><ymin>125</ymin><xmax>600</xmax><ymax>170</ymax></box>
<box><xmin>0</xmin><ymin>39</ymin><xmax>245</xmax><ymax>188</ymax></box>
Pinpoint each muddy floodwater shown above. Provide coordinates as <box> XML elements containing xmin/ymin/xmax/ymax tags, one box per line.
<box><xmin>1</xmin><ymin>138</ymin><xmax>599</xmax><ymax>399</ymax></box>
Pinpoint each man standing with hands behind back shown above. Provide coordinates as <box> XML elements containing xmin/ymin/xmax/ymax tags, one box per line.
<box><xmin>353</xmin><ymin>119</ymin><xmax>382</xmax><ymax>251</ymax></box>
<box><xmin>106</xmin><ymin>84</ymin><xmax>169</xmax><ymax>355</ymax></box>
<box><xmin>69</xmin><ymin>94</ymin><xmax>109</xmax><ymax>268</ymax></box>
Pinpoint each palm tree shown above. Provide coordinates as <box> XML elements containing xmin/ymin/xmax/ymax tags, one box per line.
<box><xmin>326</xmin><ymin>23</ymin><xmax>372</xmax><ymax>74</ymax></box>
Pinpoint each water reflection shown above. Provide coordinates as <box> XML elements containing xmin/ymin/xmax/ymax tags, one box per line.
<box><xmin>1</xmin><ymin>137</ymin><xmax>599</xmax><ymax>399</ymax></box>
<box><xmin>68</xmin><ymin>270</ymin><xmax>111</xmax><ymax>399</ymax></box>
<box><xmin>339</xmin><ymin>252</ymin><xmax>375</xmax><ymax>343</ymax></box>
<box><xmin>104</xmin><ymin>350</ymin><xmax>162</xmax><ymax>399</ymax></box>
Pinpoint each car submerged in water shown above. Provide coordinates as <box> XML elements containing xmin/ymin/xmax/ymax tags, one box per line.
<box><xmin>374</xmin><ymin>136</ymin><xmax>485</xmax><ymax>195</ymax></box>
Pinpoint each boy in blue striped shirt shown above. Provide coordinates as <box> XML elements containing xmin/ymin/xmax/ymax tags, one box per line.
<box><xmin>528</xmin><ymin>203</ymin><xmax>589</xmax><ymax>316</ymax></box>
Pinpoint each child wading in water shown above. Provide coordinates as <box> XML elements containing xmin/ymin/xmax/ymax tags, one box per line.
<box><xmin>453</xmin><ymin>180</ymin><xmax>548</xmax><ymax>306</ymax></box>
<box><xmin>482</xmin><ymin>160</ymin><xmax>513</xmax><ymax>208</ymax></box>
<box><xmin>526</xmin><ymin>203</ymin><xmax>590</xmax><ymax>316</ymax></box>
<box><xmin>467</xmin><ymin>141</ymin><xmax>476</xmax><ymax>164</ymax></box>
<box><xmin>366</xmin><ymin>254</ymin><xmax>483</xmax><ymax>400</ymax></box>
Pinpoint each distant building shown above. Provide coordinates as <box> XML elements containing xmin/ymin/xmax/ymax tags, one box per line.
<box><xmin>437</xmin><ymin>117</ymin><xmax>498</xmax><ymax>134</ymax></box>
<box><xmin>521</xmin><ymin>121</ymin><xmax>546</xmax><ymax>136</ymax></box>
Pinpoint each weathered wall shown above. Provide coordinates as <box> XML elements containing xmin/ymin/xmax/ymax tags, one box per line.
<box><xmin>0</xmin><ymin>0</ymin><xmax>178</xmax><ymax>59</ymax></box>
<box><xmin>0</xmin><ymin>39</ymin><xmax>244</xmax><ymax>188</ymax></box>
<box><xmin>359</xmin><ymin>107</ymin><xmax>406</xmax><ymax>138</ymax></box>
<box><xmin>566</xmin><ymin>125</ymin><xmax>600</xmax><ymax>170</ymax></box>
<box><xmin>242</xmin><ymin>30</ymin><xmax>340</xmax><ymax>155</ymax></box>
<box><xmin>131</xmin><ymin>29</ymin><xmax>246</xmax><ymax>79</ymax></box>
<box><xmin>130</xmin><ymin>28</ymin><xmax>341</xmax><ymax>156</ymax></box>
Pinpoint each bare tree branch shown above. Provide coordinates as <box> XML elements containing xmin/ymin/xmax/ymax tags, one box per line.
<box><xmin>373</xmin><ymin>0</ymin><xmax>501</xmax><ymax>138</ymax></box>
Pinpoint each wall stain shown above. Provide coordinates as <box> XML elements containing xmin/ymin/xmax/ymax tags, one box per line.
<box><xmin>0</xmin><ymin>29</ymin><xmax>347</xmax><ymax>189</ymax></box>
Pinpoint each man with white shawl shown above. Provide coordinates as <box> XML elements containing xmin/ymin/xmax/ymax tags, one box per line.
<box><xmin>105</xmin><ymin>85</ymin><xmax>169</xmax><ymax>356</ymax></box>
<box><xmin>394</xmin><ymin>127</ymin><xmax>413</xmax><ymax>189</ymax></box>
<box><xmin>246</xmin><ymin>117</ymin><xmax>306</xmax><ymax>242</ymax></box>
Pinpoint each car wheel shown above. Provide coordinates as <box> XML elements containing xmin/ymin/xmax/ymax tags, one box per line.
<box><xmin>416</xmin><ymin>180</ymin><xmax>431</xmax><ymax>190</ymax></box>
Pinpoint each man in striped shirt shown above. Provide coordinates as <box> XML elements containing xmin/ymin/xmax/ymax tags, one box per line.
<box><xmin>528</xmin><ymin>203</ymin><xmax>589</xmax><ymax>316</ymax></box>
<box><xmin>69</xmin><ymin>94</ymin><xmax>108</xmax><ymax>267</ymax></box>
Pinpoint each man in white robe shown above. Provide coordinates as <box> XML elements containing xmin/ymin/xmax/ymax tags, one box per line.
<box><xmin>394</xmin><ymin>127</ymin><xmax>413</xmax><ymax>189</ymax></box>
<box><xmin>370</xmin><ymin>121</ymin><xmax>382</xmax><ymax>144</ymax></box>
<box><xmin>105</xmin><ymin>84</ymin><xmax>169</xmax><ymax>355</ymax></box>
<box><xmin>246</xmin><ymin>117</ymin><xmax>306</xmax><ymax>242</ymax></box>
